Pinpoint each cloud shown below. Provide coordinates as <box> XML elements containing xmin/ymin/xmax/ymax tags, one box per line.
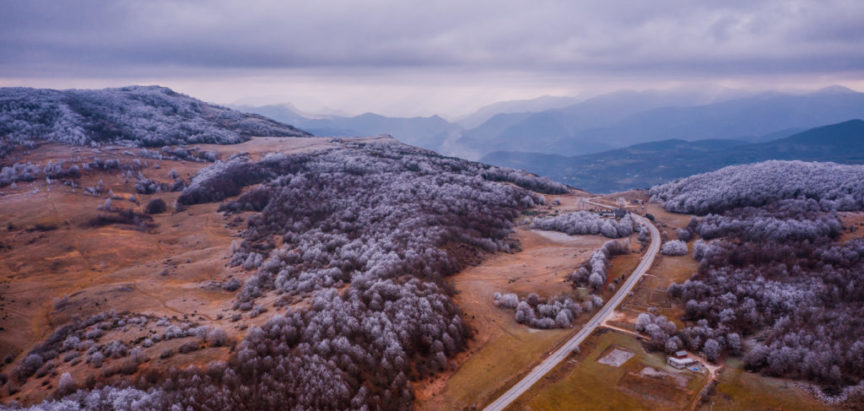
<box><xmin>1</xmin><ymin>0</ymin><xmax>863</xmax><ymax>116</ymax></box>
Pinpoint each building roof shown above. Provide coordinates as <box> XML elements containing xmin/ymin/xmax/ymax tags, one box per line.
<box><xmin>668</xmin><ymin>356</ymin><xmax>694</xmax><ymax>365</ymax></box>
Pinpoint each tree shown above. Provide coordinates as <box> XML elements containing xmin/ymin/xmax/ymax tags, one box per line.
<box><xmin>703</xmin><ymin>339</ymin><xmax>721</xmax><ymax>362</ymax></box>
<box><xmin>57</xmin><ymin>372</ymin><xmax>76</xmax><ymax>396</ymax></box>
<box><xmin>145</xmin><ymin>198</ymin><xmax>167</xmax><ymax>214</ymax></box>
<box><xmin>661</xmin><ymin>240</ymin><xmax>688</xmax><ymax>256</ymax></box>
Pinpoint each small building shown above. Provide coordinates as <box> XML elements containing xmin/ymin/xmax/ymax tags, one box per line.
<box><xmin>613</xmin><ymin>208</ymin><xmax>628</xmax><ymax>219</ymax></box>
<box><xmin>667</xmin><ymin>356</ymin><xmax>695</xmax><ymax>369</ymax></box>
<box><xmin>673</xmin><ymin>350</ymin><xmax>688</xmax><ymax>359</ymax></box>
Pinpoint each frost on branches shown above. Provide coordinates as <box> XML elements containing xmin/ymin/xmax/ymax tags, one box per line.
<box><xmin>18</xmin><ymin>140</ymin><xmax>565</xmax><ymax>410</ymax></box>
<box><xmin>654</xmin><ymin>160</ymin><xmax>864</xmax><ymax>391</ymax></box>
<box><xmin>0</xmin><ymin>86</ymin><xmax>310</xmax><ymax>153</ymax></box>
<box><xmin>531</xmin><ymin>210</ymin><xmax>634</xmax><ymax>238</ymax></box>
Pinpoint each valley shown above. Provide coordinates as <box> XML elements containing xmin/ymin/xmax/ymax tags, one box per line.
<box><xmin>2</xmin><ymin>87</ymin><xmax>864</xmax><ymax>411</ymax></box>
<box><xmin>4</xmin><ymin>1</ymin><xmax>864</xmax><ymax>409</ymax></box>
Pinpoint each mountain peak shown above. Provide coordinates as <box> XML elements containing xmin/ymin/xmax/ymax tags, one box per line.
<box><xmin>814</xmin><ymin>85</ymin><xmax>858</xmax><ymax>95</ymax></box>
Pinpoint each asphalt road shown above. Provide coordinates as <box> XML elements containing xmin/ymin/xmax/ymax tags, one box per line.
<box><xmin>483</xmin><ymin>204</ymin><xmax>661</xmax><ymax>411</ymax></box>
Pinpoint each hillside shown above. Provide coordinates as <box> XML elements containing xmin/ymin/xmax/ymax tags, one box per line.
<box><xmin>483</xmin><ymin>119</ymin><xmax>864</xmax><ymax>193</ymax></box>
<box><xmin>0</xmin><ymin>86</ymin><xmax>311</xmax><ymax>154</ymax></box>
<box><xmin>648</xmin><ymin>161</ymin><xmax>864</xmax><ymax>390</ymax></box>
<box><xmin>0</xmin><ymin>125</ymin><xmax>576</xmax><ymax>408</ymax></box>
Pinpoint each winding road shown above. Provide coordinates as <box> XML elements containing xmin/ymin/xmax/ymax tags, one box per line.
<box><xmin>483</xmin><ymin>200</ymin><xmax>661</xmax><ymax>411</ymax></box>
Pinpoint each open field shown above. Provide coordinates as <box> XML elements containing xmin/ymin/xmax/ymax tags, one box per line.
<box><xmin>702</xmin><ymin>359</ymin><xmax>831</xmax><ymax>411</ymax></box>
<box><xmin>415</xmin><ymin>193</ymin><xmax>641</xmax><ymax>410</ymax></box>
<box><xmin>415</xmin><ymin>227</ymin><xmax>604</xmax><ymax>410</ymax></box>
<box><xmin>508</xmin><ymin>329</ymin><xmax>708</xmax><ymax>410</ymax></box>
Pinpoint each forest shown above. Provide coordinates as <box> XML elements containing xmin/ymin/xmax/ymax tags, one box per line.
<box><xmin>651</xmin><ymin>161</ymin><xmax>864</xmax><ymax>393</ymax></box>
<box><xmin>0</xmin><ymin>86</ymin><xmax>310</xmax><ymax>154</ymax></box>
<box><xmin>12</xmin><ymin>140</ymin><xmax>566</xmax><ymax>410</ymax></box>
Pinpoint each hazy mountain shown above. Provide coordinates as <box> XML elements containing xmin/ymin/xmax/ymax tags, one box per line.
<box><xmin>482</xmin><ymin>119</ymin><xmax>864</xmax><ymax>193</ymax></box>
<box><xmin>449</xmin><ymin>88</ymin><xmax>757</xmax><ymax>159</ymax></box>
<box><xmin>0</xmin><ymin>86</ymin><xmax>310</xmax><ymax>151</ymax></box>
<box><xmin>453</xmin><ymin>87</ymin><xmax>864</xmax><ymax>159</ymax></box>
<box><xmin>237</xmin><ymin>104</ymin><xmax>462</xmax><ymax>152</ymax></box>
<box><xmin>454</xmin><ymin>95</ymin><xmax>582</xmax><ymax>129</ymax></box>
<box><xmin>572</xmin><ymin>87</ymin><xmax>864</xmax><ymax>146</ymax></box>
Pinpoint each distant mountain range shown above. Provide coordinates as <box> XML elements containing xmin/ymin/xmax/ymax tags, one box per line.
<box><xmin>482</xmin><ymin>119</ymin><xmax>864</xmax><ymax>193</ymax></box>
<box><xmin>452</xmin><ymin>95</ymin><xmax>583</xmax><ymax>129</ymax></box>
<box><xmin>454</xmin><ymin>86</ymin><xmax>864</xmax><ymax>159</ymax></box>
<box><xmin>234</xmin><ymin>104</ymin><xmax>462</xmax><ymax>153</ymax></box>
<box><xmin>240</xmin><ymin>86</ymin><xmax>864</xmax><ymax>162</ymax></box>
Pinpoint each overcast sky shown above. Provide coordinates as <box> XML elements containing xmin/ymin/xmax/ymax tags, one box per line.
<box><xmin>1</xmin><ymin>0</ymin><xmax>863</xmax><ymax>117</ymax></box>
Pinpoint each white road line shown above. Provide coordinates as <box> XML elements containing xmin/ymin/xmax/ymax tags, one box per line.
<box><xmin>484</xmin><ymin>200</ymin><xmax>660</xmax><ymax>411</ymax></box>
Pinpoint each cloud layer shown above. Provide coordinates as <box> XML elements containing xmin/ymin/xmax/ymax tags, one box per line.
<box><xmin>2</xmin><ymin>0</ymin><xmax>863</xmax><ymax>116</ymax></box>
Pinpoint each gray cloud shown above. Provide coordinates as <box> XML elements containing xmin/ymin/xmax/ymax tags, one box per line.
<box><xmin>1</xmin><ymin>0</ymin><xmax>863</xmax><ymax>116</ymax></box>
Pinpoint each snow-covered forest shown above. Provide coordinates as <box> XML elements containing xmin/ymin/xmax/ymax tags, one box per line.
<box><xmin>0</xmin><ymin>86</ymin><xmax>310</xmax><ymax>152</ymax></box>
<box><xmin>653</xmin><ymin>161</ymin><xmax>864</xmax><ymax>388</ymax></box>
<box><xmin>18</xmin><ymin>140</ymin><xmax>566</xmax><ymax>409</ymax></box>
<box><xmin>650</xmin><ymin>160</ymin><xmax>864</xmax><ymax>215</ymax></box>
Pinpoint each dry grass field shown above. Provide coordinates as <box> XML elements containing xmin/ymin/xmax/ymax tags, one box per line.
<box><xmin>509</xmin><ymin>329</ymin><xmax>708</xmax><ymax>410</ymax></box>
<box><xmin>3</xmin><ymin>146</ymin><xmax>857</xmax><ymax>409</ymax></box>
<box><xmin>702</xmin><ymin>359</ymin><xmax>831</xmax><ymax>411</ymax></box>
<box><xmin>0</xmin><ymin>137</ymin><xmax>343</xmax><ymax>404</ymax></box>
<box><xmin>414</xmin><ymin>194</ymin><xmax>640</xmax><ymax>410</ymax></box>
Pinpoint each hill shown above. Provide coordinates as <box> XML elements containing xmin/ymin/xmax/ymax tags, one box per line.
<box><xmin>0</xmin><ymin>131</ymin><xmax>574</xmax><ymax>408</ymax></box>
<box><xmin>0</xmin><ymin>86</ymin><xmax>311</xmax><ymax>153</ymax></box>
<box><xmin>482</xmin><ymin>119</ymin><xmax>864</xmax><ymax>193</ymax></box>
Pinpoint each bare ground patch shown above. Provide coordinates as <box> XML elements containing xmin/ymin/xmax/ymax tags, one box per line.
<box><xmin>597</xmin><ymin>347</ymin><xmax>634</xmax><ymax>367</ymax></box>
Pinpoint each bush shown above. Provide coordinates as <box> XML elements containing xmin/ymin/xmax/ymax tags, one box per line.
<box><xmin>145</xmin><ymin>198</ymin><xmax>167</xmax><ymax>214</ymax></box>
<box><xmin>660</xmin><ymin>240</ymin><xmax>688</xmax><ymax>256</ymax></box>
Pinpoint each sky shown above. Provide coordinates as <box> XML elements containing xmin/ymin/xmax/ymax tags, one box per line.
<box><xmin>1</xmin><ymin>0</ymin><xmax>864</xmax><ymax>118</ymax></box>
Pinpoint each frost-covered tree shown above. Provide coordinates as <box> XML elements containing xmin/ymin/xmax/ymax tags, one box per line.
<box><xmin>531</xmin><ymin>211</ymin><xmax>634</xmax><ymax>239</ymax></box>
<box><xmin>661</xmin><ymin>240</ymin><xmax>688</xmax><ymax>256</ymax></box>
<box><xmin>497</xmin><ymin>292</ymin><xmax>582</xmax><ymax>329</ymax></box>
<box><xmin>568</xmin><ymin>240</ymin><xmax>629</xmax><ymax>289</ymax></box>
<box><xmin>654</xmin><ymin>160</ymin><xmax>864</xmax><ymax>387</ymax></box>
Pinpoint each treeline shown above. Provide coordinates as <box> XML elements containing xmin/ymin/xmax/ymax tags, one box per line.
<box><xmin>531</xmin><ymin>211</ymin><xmax>634</xmax><ymax>238</ymax></box>
<box><xmin>568</xmin><ymin>240</ymin><xmax>629</xmax><ymax>290</ymax></box>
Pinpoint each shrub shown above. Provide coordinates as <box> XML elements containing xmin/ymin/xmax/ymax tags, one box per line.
<box><xmin>145</xmin><ymin>198</ymin><xmax>167</xmax><ymax>214</ymax></box>
<box><xmin>660</xmin><ymin>240</ymin><xmax>688</xmax><ymax>256</ymax></box>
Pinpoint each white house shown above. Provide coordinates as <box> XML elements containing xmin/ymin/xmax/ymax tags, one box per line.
<box><xmin>667</xmin><ymin>356</ymin><xmax>695</xmax><ymax>369</ymax></box>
